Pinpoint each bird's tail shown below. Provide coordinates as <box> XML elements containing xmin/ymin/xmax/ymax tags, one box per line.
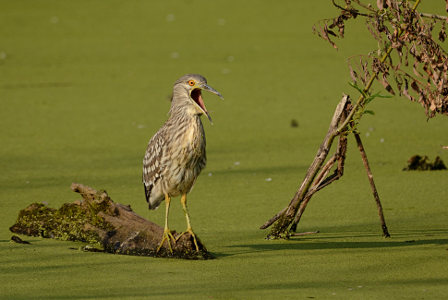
<box><xmin>147</xmin><ymin>194</ymin><xmax>164</xmax><ymax>210</ymax></box>
<box><xmin>144</xmin><ymin>184</ymin><xmax>164</xmax><ymax>210</ymax></box>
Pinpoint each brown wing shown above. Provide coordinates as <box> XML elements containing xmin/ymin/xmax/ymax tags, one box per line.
<box><xmin>142</xmin><ymin>131</ymin><xmax>165</xmax><ymax>204</ymax></box>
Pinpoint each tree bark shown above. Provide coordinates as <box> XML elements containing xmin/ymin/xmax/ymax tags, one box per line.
<box><xmin>9</xmin><ymin>183</ymin><xmax>212</xmax><ymax>260</ymax></box>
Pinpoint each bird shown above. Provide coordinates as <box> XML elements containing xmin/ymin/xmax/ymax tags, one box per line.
<box><xmin>142</xmin><ymin>74</ymin><xmax>223</xmax><ymax>253</ymax></box>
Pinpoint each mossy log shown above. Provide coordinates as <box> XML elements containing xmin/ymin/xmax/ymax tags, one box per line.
<box><xmin>9</xmin><ymin>183</ymin><xmax>212</xmax><ymax>259</ymax></box>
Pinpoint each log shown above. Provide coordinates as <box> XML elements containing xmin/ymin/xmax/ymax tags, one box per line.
<box><xmin>9</xmin><ymin>183</ymin><xmax>212</xmax><ymax>260</ymax></box>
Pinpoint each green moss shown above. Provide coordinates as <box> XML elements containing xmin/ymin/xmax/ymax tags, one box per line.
<box><xmin>10</xmin><ymin>201</ymin><xmax>114</xmax><ymax>248</ymax></box>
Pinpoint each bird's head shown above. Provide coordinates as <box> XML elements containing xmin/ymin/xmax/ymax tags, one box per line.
<box><xmin>173</xmin><ymin>74</ymin><xmax>223</xmax><ymax>122</ymax></box>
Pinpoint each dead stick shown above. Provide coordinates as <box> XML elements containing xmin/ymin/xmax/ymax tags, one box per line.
<box><xmin>262</xmin><ymin>95</ymin><xmax>350</xmax><ymax>236</ymax></box>
<box><xmin>260</xmin><ymin>139</ymin><xmax>339</xmax><ymax>230</ymax></box>
<box><xmin>260</xmin><ymin>207</ymin><xmax>287</xmax><ymax>229</ymax></box>
<box><xmin>313</xmin><ymin>155</ymin><xmax>338</xmax><ymax>187</ymax></box>
<box><xmin>290</xmin><ymin>133</ymin><xmax>348</xmax><ymax>232</ymax></box>
<box><xmin>354</xmin><ymin>132</ymin><xmax>390</xmax><ymax>237</ymax></box>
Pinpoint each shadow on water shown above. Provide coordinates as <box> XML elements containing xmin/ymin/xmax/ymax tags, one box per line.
<box><xmin>4</xmin><ymin>227</ymin><xmax>447</xmax><ymax>259</ymax></box>
<box><xmin>227</xmin><ymin>238</ymin><xmax>448</xmax><ymax>253</ymax></box>
<box><xmin>212</xmin><ymin>228</ymin><xmax>448</xmax><ymax>257</ymax></box>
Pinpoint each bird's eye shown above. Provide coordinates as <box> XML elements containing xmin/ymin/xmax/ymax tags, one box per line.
<box><xmin>188</xmin><ymin>80</ymin><xmax>195</xmax><ymax>86</ymax></box>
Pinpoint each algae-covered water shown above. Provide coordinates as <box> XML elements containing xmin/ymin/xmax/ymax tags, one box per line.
<box><xmin>1</xmin><ymin>1</ymin><xmax>447</xmax><ymax>299</ymax></box>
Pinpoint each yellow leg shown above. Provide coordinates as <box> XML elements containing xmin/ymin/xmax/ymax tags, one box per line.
<box><xmin>156</xmin><ymin>194</ymin><xmax>176</xmax><ymax>253</ymax></box>
<box><xmin>176</xmin><ymin>194</ymin><xmax>199</xmax><ymax>251</ymax></box>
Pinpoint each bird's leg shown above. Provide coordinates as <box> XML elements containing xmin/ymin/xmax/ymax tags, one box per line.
<box><xmin>176</xmin><ymin>194</ymin><xmax>199</xmax><ymax>251</ymax></box>
<box><xmin>156</xmin><ymin>194</ymin><xmax>176</xmax><ymax>253</ymax></box>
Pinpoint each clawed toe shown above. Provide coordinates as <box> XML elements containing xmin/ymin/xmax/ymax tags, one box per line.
<box><xmin>176</xmin><ymin>228</ymin><xmax>199</xmax><ymax>251</ymax></box>
<box><xmin>156</xmin><ymin>228</ymin><xmax>176</xmax><ymax>253</ymax></box>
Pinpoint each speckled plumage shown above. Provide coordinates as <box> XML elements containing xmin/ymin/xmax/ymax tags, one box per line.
<box><xmin>142</xmin><ymin>108</ymin><xmax>206</xmax><ymax>209</ymax></box>
<box><xmin>142</xmin><ymin>74</ymin><xmax>218</xmax><ymax>210</ymax></box>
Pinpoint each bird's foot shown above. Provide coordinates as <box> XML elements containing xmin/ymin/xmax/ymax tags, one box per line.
<box><xmin>156</xmin><ymin>228</ymin><xmax>176</xmax><ymax>253</ymax></box>
<box><xmin>176</xmin><ymin>227</ymin><xmax>199</xmax><ymax>251</ymax></box>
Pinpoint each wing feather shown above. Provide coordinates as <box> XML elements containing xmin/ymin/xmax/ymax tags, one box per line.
<box><xmin>142</xmin><ymin>131</ymin><xmax>165</xmax><ymax>204</ymax></box>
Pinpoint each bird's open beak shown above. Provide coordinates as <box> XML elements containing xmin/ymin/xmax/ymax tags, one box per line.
<box><xmin>191</xmin><ymin>84</ymin><xmax>223</xmax><ymax>123</ymax></box>
<box><xmin>202</xmin><ymin>84</ymin><xmax>224</xmax><ymax>100</ymax></box>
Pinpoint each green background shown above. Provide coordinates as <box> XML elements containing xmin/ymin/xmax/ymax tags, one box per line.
<box><xmin>1</xmin><ymin>1</ymin><xmax>447</xmax><ymax>299</ymax></box>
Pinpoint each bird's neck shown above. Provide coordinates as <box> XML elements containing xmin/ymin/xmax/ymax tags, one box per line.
<box><xmin>168</xmin><ymin>104</ymin><xmax>203</xmax><ymax>123</ymax></box>
<box><xmin>169</xmin><ymin>99</ymin><xmax>204</xmax><ymax>120</ymax></box>
<box><xmin>166</xmin><ymin>106</ymin><xmax>205</xmax><ymax>145</ymax></box>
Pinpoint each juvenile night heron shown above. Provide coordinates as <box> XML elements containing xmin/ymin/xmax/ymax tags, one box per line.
<box><xmin>142</xmin><ymin>74</ymin><xmax>223</xmax><ymax>253</ymax></box>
